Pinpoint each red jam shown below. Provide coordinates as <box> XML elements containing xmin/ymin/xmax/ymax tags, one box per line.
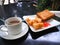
<box><xmin>43</xmin><ymin>22</ymin><xmax>50</xmax><ymax>27</ymax></box>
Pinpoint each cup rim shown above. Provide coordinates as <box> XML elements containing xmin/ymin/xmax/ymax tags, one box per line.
<box><xmin>5</xmin><ymin>17</ymin><xmax>22</xmax><ymax>26</ymax></box>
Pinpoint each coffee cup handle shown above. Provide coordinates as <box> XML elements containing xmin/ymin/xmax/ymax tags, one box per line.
<box><xmin>0</xmin><ymin>25</ymin><xmax>8</xmax><ymax>32</ymax></box>
<box><xmin>0</xmin><ymin>25</ymin><xmax>8</xmax><ymax>37</ymax></box>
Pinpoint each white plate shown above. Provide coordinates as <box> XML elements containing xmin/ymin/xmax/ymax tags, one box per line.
<box><xmin>23</xmin><ymin>15</ymin><xmax>60</xmax><ymax>32</ymax></box>
<box><xmin>0</xmin><ymin>22</ymin><xmax>28</xmax><ymax>40</ymax></box>
<box><xmin>50</xmin><ymin>11</ymin><xmax>60</xmax><ymax>17</ymax></box>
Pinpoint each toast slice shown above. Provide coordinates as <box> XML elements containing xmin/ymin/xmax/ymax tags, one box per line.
<box><xmin>37</xmin><ymin>10</ymin><xmax>55</xmax><ymax>21</ymax></box>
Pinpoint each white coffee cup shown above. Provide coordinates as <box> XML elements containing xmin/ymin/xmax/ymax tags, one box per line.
<box><xmin>0</xmin><ymin>17</ymin><xmax>22</xmax><ymax>35</ymax></box>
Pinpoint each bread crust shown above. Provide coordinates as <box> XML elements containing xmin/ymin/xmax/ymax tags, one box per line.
<box><xmin>37</xmin><ymin>10</ymin><xmax>55</xmax><ymax>21</ymax></box>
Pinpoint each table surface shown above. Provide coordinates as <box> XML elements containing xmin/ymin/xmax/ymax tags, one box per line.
<box><xmin>0</xmin><ymin>2</ymin><xmax>60</xmax><ymax>45</ymax></box>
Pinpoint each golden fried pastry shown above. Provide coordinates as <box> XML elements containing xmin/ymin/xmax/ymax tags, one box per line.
<box><xmin>32</xmin><ymin>19</ymin><xmax>37</xmax><ymax>23</ymax></box>
<box><xmin>28</xmin><ymin>20</ymin><xmax>33</xmax><ymax>26</ymax></box>
<box><xmin>26</xmin><ymin>16</ymin><xmax>42</xmax><ymax>25</ymax></box>
<box><xmin>37</xmin><ymin>10</ymin><xmax>55</xmax><ymax>21</ymax></box>
<box><xmin>26</xmin><ymin>18</ymin><xmax>33</xmax><ymax>26</ymax></box>
<box><xmin>26</xmin><ymin>18</ymin><xmax>30</xmax><ymax>22</ymax></box>
<box><xmin>33</xmin><ymin>22</ymin><xmax>43</xmax><ymax>30</ymax></box>
<box><xmin>34</xmin><ymin>17</ymin><xmax>42</xmax><ymax>23</ymax></box>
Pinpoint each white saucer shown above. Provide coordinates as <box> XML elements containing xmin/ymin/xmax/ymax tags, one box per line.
<box><xmin>0</xmin><ymin>22</ymin><xmax>28</xmax><ymax>40</ymax></box>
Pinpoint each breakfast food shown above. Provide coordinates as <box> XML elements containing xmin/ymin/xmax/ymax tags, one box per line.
<box><xmin>26</xmin><ymin>16</ymin><xmax>44</xmax><ymax>30</ymax></box>
<box><xmin>25</xmin><ymin>10</ymin><xmax>54</xmax><ymax>30</ymax></box>
<box><xmin>37</xmin><ymin>10</ymin><xmax>55</xmax><ymax>21</ymax></box>
<box><xmin>26</xmin><ymin>16</ymin><xmax>42</xmax><ymax>26</ymax></box>
<box><xmin>26</xmin><ymin>18</ymin><xmax>33</xmax><ymax>26</ymax></box>
<box><xmin>33</xmin><ymin>22</ymin><xmax>43</xmax><ymax>30</ymax></box>
<box><xmin>34</xmin><ymin>16</ymin><xmax>42</xmax><ymax>23</ymax></box>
